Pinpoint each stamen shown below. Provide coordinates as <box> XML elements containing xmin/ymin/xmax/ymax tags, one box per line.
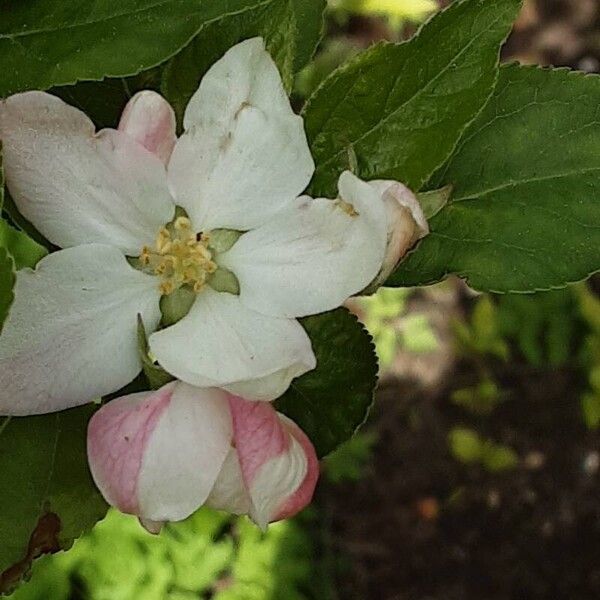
<box><xmin>140</xmin><ymin>216</ymin><xmax>217</xmax><ymax>296</ymax></box>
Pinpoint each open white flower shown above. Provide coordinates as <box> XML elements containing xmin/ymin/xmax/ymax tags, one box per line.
<box><xmin>0</xmin><ymin>38</ymin><xmax>391</xmax><ymax>415</ymax></box>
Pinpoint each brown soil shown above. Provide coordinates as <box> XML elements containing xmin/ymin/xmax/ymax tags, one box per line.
<box><xmin>324</xmin><ymin>359</ymin><xmax>600</xmax><ymax>599</ymax></box>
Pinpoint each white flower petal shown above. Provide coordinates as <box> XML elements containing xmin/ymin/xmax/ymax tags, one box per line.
<box><xmin>223</xmin><ymin>367</ymin><xmax>308</xmax><ymax>403</ymax></box>
<box><xmin>221</xmin><ymin>171</ymin><xmax>388</xmax><ymax>318</ymax></box>
<box><xmin>137</xmin><ymin>383</ymin><xmax>233</xmax><ymax>522</ymax></box>
<box><xmin>88</xmin><ymin>382</ymin><xmax>233</xmax><ymax>523</ymax></box>
<box><xmin>205</xmin><ymin>447</ymin><xmax>252</xmax><ymax>517</ymax></box>
<box><xmin>0</xmin><ymin>244</ymin><xmax>161</xmax><ymax>415</ymax></box>
<box><xmin>168</xmin><ymin>37</ymin><xmax>314</xmax><ymax>232</ymax></box>
<box><xmin>183</xmin><ymin>37</ymin><xmax>293</xmax><ymax>129</ymax></box>
<box><xmin>149</xmin><ymin>289</ymin><xmax>316</xmax><ymax>401</ymax></box>
<box><xmin>0</xmin><ymin>91</ymin><xmax>175</xmax><ymax>254</ymax></box>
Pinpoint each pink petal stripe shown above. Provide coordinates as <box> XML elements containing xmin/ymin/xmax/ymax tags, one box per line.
<box><xmin>87</xmin><ymin>383</ymin><xmax>175</xmax><ymax>514</ymax></box>
<box><xmin>227</xmin><ymin>394</ymin><xmax>290</xmax><ymax>485</ymax></box>
<box><xmin>227</xmin><ymin>394</ymin><xmax>319</xmax><ymax>523</ymax></box>
<box><xmin>273</xmin><ymin>416</ymin><xmax>319</xmax><ymax>521</ymax></box>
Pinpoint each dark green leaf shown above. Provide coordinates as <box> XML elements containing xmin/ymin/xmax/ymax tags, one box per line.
<box><xmin>51</xmin><ymin>68</ymin><xmax>163</xmax><ymax>130</ymax></box>
<box><xmin>303</xmin><ymin>0</ymin><xmax>522</xmax><ymax>197</ymax></box>
<box><xmin>0</xmin><ymin>0</ymin><xmax>271</xmax><ymax>96</ymax></box>
<box><xmin>290</xmin><ymin>0</ymin><xmax>326</xmax><ymax>72</ymax></box>
<box><xmin>276</xmin><ymin>308</ymin><xmax>378</xmax><ymax>458</ymax></box>
<box><xmin>389</xmin><ymin>65</ymin><xmax>600</xmax><ymax>292</ymax></box>
<box><xmin>52</xmin><ymin>79</ymin><xmax>132</xmax><ymax>130</ymax></box>
<box><xmin>0</xmin><ymin>150</ymin><xmax>16</xmax><ymax>330</ymax></box>
<box><xmin>162</xmin><ymin>0</ymin><xmax>326</xmax><ymax>122</ymax></box>
<box><xmin>0</xmin><ymin>406</ymin><xmax>107</xmax><ymax>593</ymax></box>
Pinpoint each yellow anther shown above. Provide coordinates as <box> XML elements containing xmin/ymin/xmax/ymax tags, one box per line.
<box><xmin>174</xmin><ymin>216</ymin><xmax>192</xmax><ymax>231</ymax></box>
<box><xmin>159</xmin><ymin>281</ymin><xmax>175</xmax><ymax>296</ymax></box>
<box><xmin>140</xmin><ymin>216</ymin><xmax>217</xmax><ymax>296</ymax></box>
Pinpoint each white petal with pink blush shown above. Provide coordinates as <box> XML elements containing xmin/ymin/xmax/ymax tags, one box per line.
<box><xmin>87</xmin><ymin>382</ymin><xmax>319</xmax><ymax>530</ymax></box>
<box><xmin>0</xmin><ymin>36</ymin><xmax>424</xmax><ymax>415</ymax></box>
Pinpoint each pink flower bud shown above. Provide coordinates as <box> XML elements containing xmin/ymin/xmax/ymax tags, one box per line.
<box><xmin>87</xmin><ymin>382</ymin><xmax>318</xmax><ymax>533</ymax></box>
<box><xmin>118</xmin><ymin>91</ymin><xmax>177</xmax><ymax>165</ymax></box>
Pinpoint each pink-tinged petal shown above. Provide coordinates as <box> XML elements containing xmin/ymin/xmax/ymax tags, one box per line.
<box><xmin>87</xmin><ymin>383</ymin><xmax>176</xmax><ymax>514</ymax></box>
<box><xmin>364</xmin><ymin>180</ymin><xmax>429</xmax><ymax>292</ymax></box>
<box><xmin>273</xmin><ymin>415</ymin><xmax>320</xmax><ymax>521</ymax></box>
<box><xmin>118</xmin><ymin>91</ymin><xmax>177</xmax><ymax>165</ymax></box>
<box><xmin>229</xmin><ymin>396</ymin><xmax>289</xmax><ymax>481</ymax></box>
<box><xmin>0</xmin><ymin>91</ymin><xmax>174</xmax><ymax>254</ymax></box>
<box><xmin>88</xmin><ymin>382</ymin><xmax>233</xmax><ymax>524</ymax></box>
<box><xmin>227</xmin><ymin>396</ymin><xmax>319</xmax><ymax>528</ymax></box>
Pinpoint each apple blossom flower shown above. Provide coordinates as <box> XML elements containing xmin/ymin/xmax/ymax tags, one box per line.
<box><xmin>0</xmin><ymin>37</ymin><xmax>396</xmax><ymax>415</ymax></box>
<box><xmin>87</xmin><ymin>381</ymin><xmax>319</xmax><ymax>532</ymax></box>
<box><xmin>363</xmin><ymin>180</ymin><xmax>429</xmax><ymax>293</ymax></box>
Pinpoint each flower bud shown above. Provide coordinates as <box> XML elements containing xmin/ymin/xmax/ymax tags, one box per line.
<box><xmin>87</xmin><ymin>382</ymin><xmax>319</xmax><ymax>533</ymax></box>
<box><xmin>118</xmin><ymin>91</ymin><xmax>177</xmax><ymax>165</ymax></box>
<box><xmin>363</xmin><ymin>180</ymin><xmax>429</xmax><ymax>293</ymax></box>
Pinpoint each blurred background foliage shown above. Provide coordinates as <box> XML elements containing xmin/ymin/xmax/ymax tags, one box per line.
<box><xmin>9</xmin><ymin>0</ymin><xmax>600</xmax><ymax>598</ymax></box>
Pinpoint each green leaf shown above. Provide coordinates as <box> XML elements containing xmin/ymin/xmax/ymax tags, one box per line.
<box><xmin>51</xmin><ymin>68</ymin><xmax>163</xmax><ymax>131</ymax></box>
<box><xmin>322</xmin><ymin>431</ymin><xmax>378</xmax><ymax>484</ymax></box>
<box><xmin>390</xmin><ymin>65</ymin><xmax>600</xmax><ymax>292</ymax></box>
<box><xmin>0</xmin><ymin>221</ymin><xmax>47</xmax><ymax>270</ymax></box>
<box><xmin>2</xmin><ymin>193</ymin><xmax>51</xmax><ymax>252</ymax></box>
<box><xmin>481</xmin><ymin>443</ymin><xmax>519</xmax><ymax>472</ymax></box>
<box><xmin>0</xmin><ymin>143</ymin><xmax>3</xmax><ymax>211</ymax></box>
<box><xmin>583</xmin><ymin>393</ymin><xmax>600</xmax><ymax>431</ymax></box>
<box><xmin>0</xmin><ymin>407</ymin><xmax>107</xmax><ymax>593</ymax></box>
<box><xmin>449</xmin><ymin>427</ymin><xmax>518</xmax><ymax>472</ymax></box>
<box><xmin>448</xmin><ymin>427</ymin><xmax>482</xmax><ymax>464</ymax></box>
<box><xmin>417</xmin><ymin>185</ymin><xmax>453</xmax><ymax>219</ymax></box>
<box><xmin>0</xmin><ymin>149</ymin><xmax>16</xmax><ymax>331</ymax></box>
<box><xmin>0</xmin><ymin>139</ymin><xmax>47</xmax><ymax>271</ymax></box>
<box><xmin>137</xmin><ymin>315</ymin><xmax>175</xmax><ymax>390</ymax></box>
<box><xmin>496</xmin><ymin>290</ymin><xmax>576</xmax><ymax>367</ymax></box>
<box><xmin>0</xmin><ymin>247</ymin><xmax>15</xmax><ymax>333</ymax></box>
<box><xmin>0</xmin><ymin>0</ymin><xmax>273</xmax><ymax>96</ymax></box>
<box><xmin>303</xmin><ymin>0</ymin><xmax>522</xmax><ymax>197</ymax></box>
<box><xmin>161</xmin><ymin>0</ymin><xmax>326</xmax><ymax>122</ymax></box>
<box><xmin>275</xmin><ymin>308</ymin><xmax>378</xmax><ymax>458</ymax></box>
<box><xmin>290</xmin><ymin>0</ymin><xmax>326</xmax><ymax>72</ymax></box>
